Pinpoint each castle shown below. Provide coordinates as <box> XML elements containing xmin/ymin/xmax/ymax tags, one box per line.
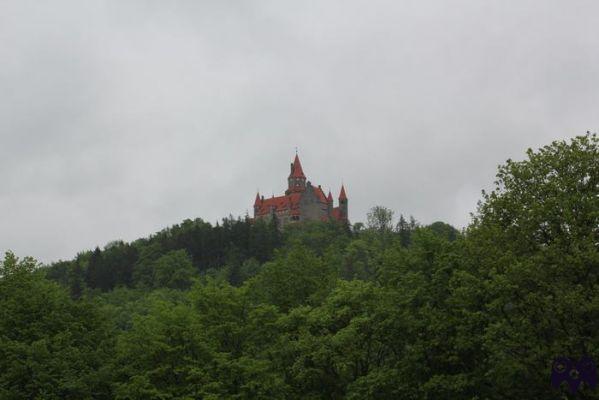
<box><xmin>253</xmin><ymin>154</ymin><xmax>348</xmax><ymax>227</ymax></box>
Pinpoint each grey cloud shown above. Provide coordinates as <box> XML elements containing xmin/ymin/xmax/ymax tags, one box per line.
<box><xmin>1</xmin><ymin>0</ymin><xmax>598</xmax><ymax>262</ymax></box>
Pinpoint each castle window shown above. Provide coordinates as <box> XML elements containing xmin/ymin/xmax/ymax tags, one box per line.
<box><xmin>292</xmin><ymin>215</ymin><xmax>300</xmax><ymax>221</ymax></box>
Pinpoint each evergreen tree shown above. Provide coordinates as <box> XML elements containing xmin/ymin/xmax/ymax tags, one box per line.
<box><xmin>68</xmin><ymin>260</ymin><xmax>84</xmax><ymax>300</ymax></box>
<box><xmin>85</xmin><ymin>247</ymin><xmax>102</xmax><ymax>290</ymax></box>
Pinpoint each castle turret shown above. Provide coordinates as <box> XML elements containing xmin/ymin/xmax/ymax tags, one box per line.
<box><xmin>253</xmin><ymin>192</ymin><xmax>262</xmax><ymax>217</ymax></box>
<box><xmin>338</xmin><ymin>184</ymin><xmax>348</xmax><ymax>220</ymax></box>
<box><xmin>327</xmin><ymin>190</ymin><xmax>333</xmax><ymax>214</ymax></box>
<box><xmin>286</xmin><ymin>154</ymin><xmax>306</xmax><ymax>194</ymax></box>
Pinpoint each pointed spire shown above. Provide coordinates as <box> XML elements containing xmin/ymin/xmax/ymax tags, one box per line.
<box><xmin>327</xmin><ymin>190</ymin><xmax>333</xmax><ymax>203</ymax></box>
<box><xmin>339</xmin><ymin>184</ymin><xmax>347</xmax><ymax>201</ymax></box>
<box><xmin>254</xmin><ymin>192</ymin><xmax>261</xmax><ymax>206</ymax></box>
<box><xmin>289</xmin><ymin>154</ymin><xmax>306</xmax><ymax>179</ymax></box>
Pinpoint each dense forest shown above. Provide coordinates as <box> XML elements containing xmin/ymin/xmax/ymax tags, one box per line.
<box><xmin>1</xmin><ymin>134</ymin><xmax>598</xmax><ymax>399</ymax></box>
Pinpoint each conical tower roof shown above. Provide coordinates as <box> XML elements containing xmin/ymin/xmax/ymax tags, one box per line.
<box><xmin>339</xmin><ymin>184</ymin><xmax>347</xmax><ymax>200</ymax></box>
<box><xmin>289</xmin><ymin>154</ymin><xmax>306</xmax><ymax>179</ymax></box>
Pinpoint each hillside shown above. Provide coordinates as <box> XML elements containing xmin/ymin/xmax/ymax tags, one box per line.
<box><xmin>1</xmin><ymin>134</ymin><xmax>598</xmax><ymax>399</ymax></box>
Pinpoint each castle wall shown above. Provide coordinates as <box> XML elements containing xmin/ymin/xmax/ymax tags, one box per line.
<box><xmin>298</xmin><ymin>184</ymin><xmax>329</xmax><ymax>222</ymax></box>
<box><xmin>277</xmin><ymin>209</ymin><xmax>293</xmax><ymax>227</ymax></box>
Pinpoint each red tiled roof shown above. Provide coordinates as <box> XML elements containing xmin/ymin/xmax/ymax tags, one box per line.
<box><xmin>327</xmin><ymin>190</ymin><xmax>333</xmax><ymax>203</ymax></box>
<box><xmin>254</xmin><ymin>193</ymin><xmax>261</xmax><ymax>206</ymax></box>
<box><xmin>313</xmin><ymin>186</ymin><xmax>328</xmax><ymax>203</ymax></box>
<box><xmin>255</xmin><ymin>186</ymin><xmax>331</xmax><ymax>217</ymax></box>
<box><xmin>289</xmin><ymin>154</ymin><xmax>306</xmax><ymax>179</ymax></box>
<box><xmin>255</xmin><ymin>193</ymin><xmax>302</xmax><ymax>216</ymax></box>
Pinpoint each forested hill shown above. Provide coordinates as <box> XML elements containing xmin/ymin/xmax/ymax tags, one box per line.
<box><xmin>43</xmin><ymin>210</ymin><xmax>446</xmax><ymax>294</ymax></box>
<box><xmin>44</xmin><ymin>216</ymin><xmax>284</xmax><ymax>293</ymax></box>
<box><xmin>1</xmin><ymin>134</ymin><xmax>598</xmax><ymax>399</ymax></box>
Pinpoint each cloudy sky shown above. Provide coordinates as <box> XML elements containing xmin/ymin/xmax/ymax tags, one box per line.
<box><xmin>1</xmin><ymin>1</ymin><xmax>598</xmax><ymax>263</ymax></box>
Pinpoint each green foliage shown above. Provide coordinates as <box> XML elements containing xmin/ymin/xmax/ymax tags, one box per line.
<box><xmin>237</xmin><ymin>258</ymin><xmax>262</xmax><ymax>283</ymax></box>
<box><xmin>45</xmin><ymin>216</ymin><xmax>283</xmax><ymax>291</ymax></box>
<box><xmin>68</xmin><ymin>260</ymin><xmax>85</xmax><ymax>299</ymax></box>
<box><xmin>461</xmin><ymin>133</ymin><xmax>599</xmax><ymax>399</ymax></box>
<box><xmin>366</xmin><ymin>205</ymin><xmax>394</xmax><ymax>232</ymax></box>
<box><xmin>0</xmin><ymin>252</ymin><xmax>112</xmax><ymax>399</ymax></box>
<box><xmin>112</xmin><ymin>297</ymin><xmax>214</xmax><ymax>399</ymax></box>
<box><xmin>249</xmin><ymin>246</ymin><xmax>335</xmax><ymax>312</ymax></box>
<box><xmin>0</xmin><ymin>251</ymin><xmax>37</xmax><ymax>277</ymax></box>
<box><xmin>5</xmin><ymin>134</ymin><xmax>597</xmax><ymax>399</ymax></box>
<box><xmin>273</xmin><ymin>280</ymin><xmax>395</xmax><ymax>399</ymax></box>
<box><xmin>152</xmin><ymin>250</ymin><xmax>195</xmax><ymax>290</ymax></box>
<box><xmin>427</xmin><ymin>221</ymin><xmax>460</xmax><ymax>242</ymax></box>
<box><xmin>339</xmin><ymin>239</ymin><xmax>377</xmax><ymax>280</ymax></box>
<box><xmin>282</xmin><ymin>220</ymin><xmax>351</xmax><ymax>257</ymax></box>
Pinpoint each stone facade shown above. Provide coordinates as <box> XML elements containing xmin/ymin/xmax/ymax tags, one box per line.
<box><xmin>253</xmin><ymin>154</ymin><xmax>348</xmax><ymax>228</ymax></box>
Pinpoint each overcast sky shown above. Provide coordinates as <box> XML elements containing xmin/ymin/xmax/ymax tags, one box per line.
<box><xmin>1</xmin><ymin>1</ymin><xmax>598</xmax><ymax>263</ymax></box>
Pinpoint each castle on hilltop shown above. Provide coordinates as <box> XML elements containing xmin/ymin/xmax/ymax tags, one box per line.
<box><xmin>253</xmin><ymin>154</ymin><xmax>348</xmax><ymax>227</ymax></box>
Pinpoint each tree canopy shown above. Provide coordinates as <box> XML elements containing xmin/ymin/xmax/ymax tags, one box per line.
<box><xmin>2</xmin><ymin>133</ymin><xmax>597</xmax><ymax>399</ymax></box>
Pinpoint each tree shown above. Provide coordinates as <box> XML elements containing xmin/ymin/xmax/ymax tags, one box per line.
<box><xmin>152</xmin><ymin>249</ymin><xmax>196</xmax><ymax>290</ymax></box>
<box><xmin>112</xmin><ymin>297</ymin><xmax>216</xmax><ymax>399</ymax></box>
<box><xmin>249</xmin><ymin>246</ymin><xmax>335</xmax><ymax>312</ymax></box>
<box><xmin>395</xmin><ymin>214</ymin><xmax>417</xmax><ymax>246</ymax></box>
<box><xmin>85</xmin><ymin>247</ymin><xmax>103</xmax><ymax>290</ymax></box>
<box><xmin>105</xmin><ymin>242</ymin><xmax>138</xmax><ymax>288</ymax></box>
<box><xmin>366</xmin><ymin>206</ymin><xmax>394</xmax><ymax>232</ymax></box>
<box><xmin>0</xmin><ymin>252</ymin><xmax>112</xmax><ymax>399</ymax></box>
<box><xmin>113</xmin><ymin>280</ymin><xmax>289</xmax><ymax>399</ymax></box>
<box><xmin>271</xmin><ymin>280</ymin><xmax>393</xmax><ymax>399</ymax></box>
<box><xmin>239</xmin><ymin>258</ymin><xmax>262</xmax><ymax>281</ymax></box>
<box><xmin>459</xmin><ymin>133</ymin><xmax>599</xmax><ymax>399</ymax></box>
<box><xmin>283</xmin><ymin>220</ymin><xmax>351</xmax><ymax>257</ymax></box>
<box><xmin>340</xmin><ymin>239</ymin><xmax>377</xmax><ymax>280</ymax></box>
<box><xmin>0</xmin><ymin>251</ymin><xmax>36</xmax><ymax>277</ymax></box>
<box><xmin>427</xmin><ymin>221</ymin><xmax>459</xmax><ymax>242</ymax></box>
<box><xmin>352</xmin><ymin>222</ymin><xmax>365</xmax><ymax>234</ymax></box>
<box><xmin>68</xmin><ymin>260</ymin><xmax>85</xmax><ymax>300</ymax></box>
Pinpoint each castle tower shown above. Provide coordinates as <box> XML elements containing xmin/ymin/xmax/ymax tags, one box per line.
<box><xmin>253</xmin><ymin>192</ymin><xmax>261</xmax><ymax>218</ymax></box>
<box><xmin>327</xmin><ymin>190</ymin><xmax>334</xmax><ymax>215</ymax></box>
<box><xmin>286</xmin><ymin>154</ymin><xmax>306</xmax><ymax>195</ymax></box>
<box><xmin>338</xmin><ymin>184</ymin><xmax>348</xmax><ymax>220</ymax></box>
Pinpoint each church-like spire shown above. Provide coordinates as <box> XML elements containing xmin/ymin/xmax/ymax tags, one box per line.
<box><xmin>254</xmin><ymin>192</ymin><xmax>261</xmax><ymax>206</ymax></box>
<box><xmin>337</xmin><ymin>184</ymin><xmax>348</xmax><ymax>221</ymax></box>
<box><xmin>287</xmin><ymin>153</ymin><xmax>307</xmax><ymax>194</ymax></box>
<box><xmin>327</xmin><ymin>190</ymin><xmax>333</xmax><ymax>203</ymax></box>
<box><xmin>289</xmin><ymin>154</ymin><xmax>306</xmax><ymax>179</ymax></box>
<box><xmin>339</xmin><ymin>184</ymin><xmax>347</xmax><ymax>201</ymax></box>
